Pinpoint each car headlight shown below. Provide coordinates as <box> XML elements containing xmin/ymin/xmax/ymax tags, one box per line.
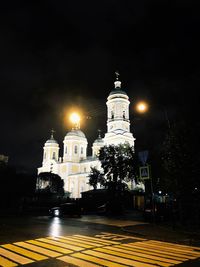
<box><xmin>54</xmin><ymin>209</ymin><xmax>60</xmax><ymax>217</ymax></box>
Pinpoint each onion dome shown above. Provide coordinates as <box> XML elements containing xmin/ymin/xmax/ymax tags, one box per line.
<box><xmin>92</xmin><ymin>130</ymin><xmax>104</xmax><ymax>157</ymax></box>
<box><xmin>45</xmin><ymin>130</ymin><xmax>58</xmax><ymax>144</ymax></box>
<box><xmin>93</xmin><ymin>130</ymin><xmax>103</xmax><ymax>144</ymax></box>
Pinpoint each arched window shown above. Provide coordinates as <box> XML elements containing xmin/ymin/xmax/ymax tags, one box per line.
<box><xmin>123</xmin><ymin>110</ymin><xmax>125</xmax><ymax>119</ymax></box>
<box><xmin>44</xmin><ymin>152</ymin><xmax>46</xmax><ymax>159</ymax></box>
<box><xmin>74</xmin><ymin>145</ymin><xmax>78</xmax><ymax>154</ymax></box>
<box><xmin>111</xmin><ymin>111</ymin><xmax>114</xmax><ymax>119</ymax></box>
<box><xmin>65</xmin><ymin>146</ymin><xmax>67</xmax><ymax>154</ymax></box>
<box><xmin>81</xmin><ymin>147</ymin><xmax>83</xmax><ymax>154</ymax></box>
<box><xmin>52</xmin><ymin>152</ymin><xmax>56</xmax><ymax>160</ymax></box>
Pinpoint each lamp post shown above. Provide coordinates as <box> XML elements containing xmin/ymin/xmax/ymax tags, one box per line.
<box><xmin>135</xmin><ymin>100</ymin><xmax>171</xmax><ymax>222</ymax></box>
<box><xmin>135</xmin><ymin>101</ymin><xmax>155</xmax><ymax>222</ymax></box>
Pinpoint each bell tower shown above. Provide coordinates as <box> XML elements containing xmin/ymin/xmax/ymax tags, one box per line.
<box><xmin>104</xmin><ymin>72</ymin><xmax>135</xmax><ymax>146</ymax></box>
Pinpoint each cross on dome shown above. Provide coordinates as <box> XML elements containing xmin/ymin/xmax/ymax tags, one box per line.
<box><xmin>115</xmin><ymin>71</ymin><xmax>120</xmax><ymax>80</ymax></box>
<box><xmin>50</xmin><ymin>129</ymin><xmax>55</xmax><ymax>139</ymax></box>
<box><xmin>97</xmin><ymin>129</ymin><xmax>102</xmax><ymax>139</ymax></box>
<box><xmin>114</xmin><ymin>71</ymin><xmax>121</xmax><ymax>88</ymax></box>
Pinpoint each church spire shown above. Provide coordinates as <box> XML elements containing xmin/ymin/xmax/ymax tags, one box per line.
<box><xmin>114</xmin><ymin>71</ymin><xmax>121</xmax><ymax>88</ymax></box>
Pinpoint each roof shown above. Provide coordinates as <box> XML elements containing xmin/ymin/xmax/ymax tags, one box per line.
<box><xmin>109</xmin><ymin>88</ymin><xmax>127</xmax><ymax>96</ymax></box>
<box><xmin>93</xmin><ymin>137</ymin><xmax>104</xmax><ymax>144</ymax></box>
<box><xmin>66</xmin><ymin>129</ymin><xmax>86</xmax><ymax>138</ymax></box>
<box><xmin>46</xmin><ymin>137</ymin><xmax>58</xmax><ymax>144</ymax></box>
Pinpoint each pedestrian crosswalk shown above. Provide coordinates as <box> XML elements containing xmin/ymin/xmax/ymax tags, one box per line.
<box><xmin>0</xmin><ymin>232</ymin><xmax>200</xmax><ymax>266</ymax></box>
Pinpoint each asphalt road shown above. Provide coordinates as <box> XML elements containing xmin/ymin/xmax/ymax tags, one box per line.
<box><xmin>0</xmin><ymin>215</ymin><xmax>200</xmax><ymax>267</ymax></box>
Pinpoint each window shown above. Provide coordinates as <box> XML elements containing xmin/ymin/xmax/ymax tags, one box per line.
<box><xmin>52</xmin><ymin>152</ymin><xmax>56</xmax><ymax>160</ymax></box>
<box><xmin>123</xmin><ymin>111</ymin><xmax>125</xmax><ymax>119</ymax></box>
<box><xmin>81</xmin><ymin>147</ymin><xmax>83</xmax><ymax>154</ymax></box>
<box><xmin>65</xmin><ymin>146</ymin><xmax>67</xmax><ymax>154</ymax></box>
<box><xmin>44</xmin><ymin>152</ymin><xmax>46</xmax><ymax>159</ymax></box>
<box><xmin>74</xmin><ymin>145</ymin><xmax>78</xmax><ymax>154</ymax></box>
<box><xmin>111</xmin><ymin>111</ymin><xmax>114</xmax><ymax>119</ymax></box>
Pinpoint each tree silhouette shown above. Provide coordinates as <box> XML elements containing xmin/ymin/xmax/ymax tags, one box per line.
<box><xmin>88</xmin><ymin>167</ymin><xmax>105</xmax><ymax>190</ymax></box>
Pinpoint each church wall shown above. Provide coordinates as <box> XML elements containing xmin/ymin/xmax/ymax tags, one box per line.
<box><xmin>63</xmin><ymin>140</ymin><xmax>87</xmax><ymax>162</ymax></box>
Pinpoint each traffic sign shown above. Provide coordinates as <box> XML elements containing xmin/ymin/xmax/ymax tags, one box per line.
<box><xmin>139</xmin><ymin>165</ymin><xmax>150</xmax><ymax>179</ymax></box>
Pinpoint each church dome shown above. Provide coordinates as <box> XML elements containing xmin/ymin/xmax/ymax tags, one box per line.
<box><xmin>46</xmin><ymin>137</ymin><xmax>58</xmax><ymax>144</ymax></box>
<box><xmin>45</xmin><ymin>131</ymin><xmax>58</xmax><ymax>145</ymax></box>
<box><xmin>109</xmin><ymin>88</ymin><xmax>127</xmax><ymax>96</ymax></box>
<box><xmin>66</xmin><ymin>129</ymin><xmax>86</xmax><ymax>138</ymax></box>
<box><xmin>109</xmin><ymin>77</ymin><xmax>127</xmax><ymax>97</ymax></box>
<box><xmin>93</xmin><ymin>136</ymin><xmax>104</xmax><ymax>144</ymax></box>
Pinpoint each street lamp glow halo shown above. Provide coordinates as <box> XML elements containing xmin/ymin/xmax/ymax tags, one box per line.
<box><xmin>136</xmin><ymin>101</ymin><xmax>149</xmax><ymax>113</ymax></box>
<box><xmin>70</xmin><ymin>112</ymin><xmax>81</xmax><ymax>124</ymax></box>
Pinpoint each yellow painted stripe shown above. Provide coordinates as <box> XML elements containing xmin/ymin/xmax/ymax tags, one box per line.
<box><xmin>103</xmin><ymin>245</ymin><xmax>182</xmax><ymax>265</ymax></box>
<box><xmin>83</xmin><ymin>250</ymin><xmax>156</xmax><ymax>267</ymax></box>
<box><xmin>135</xmin><ymin>242</ymin><xmax>200</xmax><ymax>256</ymax></box>
<box><xmin>95</xmin><ymin>234</ymin><xmax>127</xmax><ymax>241</ymax></box>
<box><xmin>73</xmin><ymin>252</ymin><xmax>127</xmax><ymax>267</ymax></box>
<box><xmin>15</xmin><ymin>242</ymin><xmax>61</xmax><ymax>257</ymax></box>
<box><xmin>58</xmin><ymin>255</ymin><xmax>101</xmax><ymax>267</ymax></box>
<box><xmin>26</xmin><ymin>240</ymin><xmax>72</xmax><ymax>254</ymax></box>
<box><xmin>101</xmin><ymin>232</ymin><xmax>146</xmax><ymax>241</ymax></box>
<box><xmin>57</xmin><ymin>236</ymin><xmax>106</xmax><ymax>247</ymax></box>
<box><xmin>48</xmin><ymin>237</ymin><xmax>93</xmax><ymax>248</ymax></box>
<box><xmin>0</xmin><ymin>256</ymin><xmax>18</xmax><ymax>267</ymax></box>
<box><xmin>37</xmin><ymin>238</ymin><xmax>83</xmax><ymax>251</ymax></box>
<box><xmin>74</xmin><ymin>235</ymin><xmax>120</xmax><ymax>244</ymax></box>
<box><xmin>147</xmin><ymin>242</ymin><xmax>200</xmax><ymax>255</ymax></box>
<box><xmin>119</xmin><ymin>244</ymin><xmax>190</xmax><ymax>261</ymax></box>
<box><xmin>2</xmin><ymin>244</ymin><xmax>47</xmax><ymax>261</ymax></box>
<box><xmin>0</xmin><ymin>247</ymin><xmax>33</xmax><ymax>265</ymax></box>
<box><xmin>147</xmin><ymin>240</ymin><xmax>200</xmax><ymax>251</ymax></box>
<box><xmin>94</xmin><ymin>247</ymin><xmax>171</xmax><ymax>267</ymax></box>
<box><xmin>128</xmin><ymin>243</ymin><xmax>196</xmax><ymax>260</ymax></box>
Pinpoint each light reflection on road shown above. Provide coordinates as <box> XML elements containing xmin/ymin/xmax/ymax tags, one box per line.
<box><xmin>48</xmin><ymin>217</ymin><xmax>62</xmax><ymax>236</ymax></box>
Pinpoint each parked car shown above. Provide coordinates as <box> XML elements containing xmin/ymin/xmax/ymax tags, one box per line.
<box><xmin>49</xmin><ymin>202</ymin><xmax>81</xmax><ymax>217</ymax></box>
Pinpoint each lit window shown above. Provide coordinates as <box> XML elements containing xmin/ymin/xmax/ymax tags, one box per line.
<box><xmin>74</xmin><ymin>145</ymin><xmax>78</xmax><ymax>154</ymax></box>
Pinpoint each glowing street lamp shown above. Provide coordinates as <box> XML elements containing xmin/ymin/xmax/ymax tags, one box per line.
<box><xmin>70</xmin><ymin>112</ymin><xmax>81</xmax><ymax>129</ymax></box>
<box><xmin>136</xmin><ymin>101</ymin><xmax>148</xmax><ymax>113</ymax></box>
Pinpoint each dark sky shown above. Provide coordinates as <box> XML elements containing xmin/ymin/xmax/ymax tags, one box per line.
<box><xmin>0</xmin><ymin>0</ymin><xmax>200</xmax><ymax>173</ymax></box>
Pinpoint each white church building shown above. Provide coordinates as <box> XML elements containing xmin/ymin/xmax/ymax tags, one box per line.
<box><xmin>38</xmin><ymin>75</ymin><xmax>136</xmax><ymax>198</ymax></box>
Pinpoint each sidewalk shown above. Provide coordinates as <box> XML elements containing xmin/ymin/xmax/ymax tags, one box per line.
<box><xmin>121</xmin><ymin>210</ymin><xmax>200</xmax><ymax>247</ymax></box>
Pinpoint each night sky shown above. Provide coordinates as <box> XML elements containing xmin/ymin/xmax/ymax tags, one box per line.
<box><xmin>0</xmin><ymin>1</ymin><xmax>200</xmax><ymax>173</ymax></box>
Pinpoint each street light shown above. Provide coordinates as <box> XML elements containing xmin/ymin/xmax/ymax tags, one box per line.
<box><xmin>69</xmin><ymin>112</ymin><xmax>81</xmax><ymax>129</ymax></box>
<box><xmin>135</xmin><ymin>100</ymin><xmax>171</xmax><ymax>223</ymax></box>
<box><xmin>136</xmin><ymin>101</ymin><xmax>149</xmax><ymax>113</ymax></box>
<box><xmin>135</xmin><ymin>101</ymin><xmax>156</xmax><ymax>222</ymax></box>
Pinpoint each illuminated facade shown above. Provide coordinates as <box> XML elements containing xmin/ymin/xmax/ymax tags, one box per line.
<box><xmin>38</xmin><ymin>75</ymin><xmax>136</xmax><ymax>198</ymax></box>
